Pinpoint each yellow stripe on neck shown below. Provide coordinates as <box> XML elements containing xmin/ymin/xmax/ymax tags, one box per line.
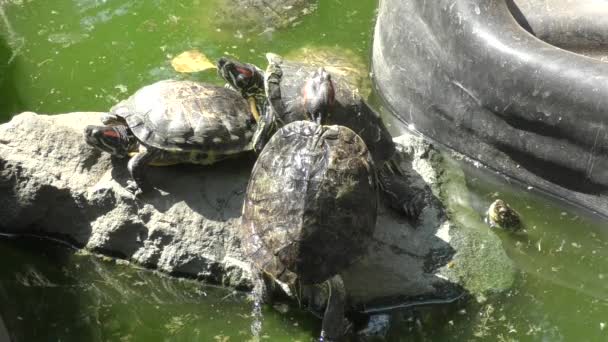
<box><xmin>248</xmin><ymin>96</ymin><xmax>261</xmax><ymax>122</ymax></box>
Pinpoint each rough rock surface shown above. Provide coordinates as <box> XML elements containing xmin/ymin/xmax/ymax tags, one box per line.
<box><xmin>0</xmin><ymin>112</ymin><xmax>515</xmax><ymax>307</ymax></box>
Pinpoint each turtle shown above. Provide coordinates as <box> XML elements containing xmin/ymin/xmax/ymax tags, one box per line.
<box><xmin>217</xmin><ymin>53</ymin><xmax>427</xmax><ymax>218</ymax></box>
<box><xmin>241</xmin><ymin>120</ymin><xmax>379</xmax><ymax>341</ymax></box>
<box><xmin>83</xmin><ymin>79</ymin><xmax>260</xmax><ymax>194</ymax></box>
<box><xmin>485</xmin><ymin>199</ymin><xmax>522</xmax><ymax>231</ymax></box>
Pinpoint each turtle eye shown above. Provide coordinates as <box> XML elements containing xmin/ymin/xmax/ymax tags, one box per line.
<box><xmin>236</xmin><ymin>73</ymin><xmax>250</xmax><ymax>87</ymax></box>
<box><xmin>236</xmin><ymin>66</ymin><xmax>253</xmax><ymax>78</ymax></box>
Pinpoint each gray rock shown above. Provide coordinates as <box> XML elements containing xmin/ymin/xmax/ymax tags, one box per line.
<box><xmin>0</xmin><ymin>111</ymin><xmax>252</xmax><ymax>288</ymax></box>
<box><xmin>0</xmin><ymin>111</ymin><xmax>515</xmax><ymax>307</ymax></box>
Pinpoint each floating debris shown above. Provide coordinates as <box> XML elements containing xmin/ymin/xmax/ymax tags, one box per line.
<box><xmin>47</xmin><ymin>32</ymin><xmax>89</xmax><ymax>47</ymax></box>
<box><xmin>114</xmin><ymin>84</ymin><xmax>128</xmax><ymax>93</ymax></box>
<box><xmin>214</xmin><ymin>335</ymin><xmax>230</xmax><ymax>342</ymax></box>
<box><xmin>170</xmin><ymin>49</ymin><xmax>216</xmax><ymax>73</ymax></box>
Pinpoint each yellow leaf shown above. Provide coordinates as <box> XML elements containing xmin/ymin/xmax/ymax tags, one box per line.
<box><xmin>171</xmin><ymin>49</ymin><xmax>216</xmax><ymax>73</ymax></box>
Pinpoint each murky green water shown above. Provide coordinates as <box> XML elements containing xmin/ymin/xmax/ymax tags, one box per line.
<box><xmin>0</xmin><ymin>236</ymin><xmax>318</xmax><ymax>341</ymax></box>
<box><xmin>1</xmin><ymin>0</ymin><xmax>608</xmax><ymax>341</ymax></box>
<box><xmin>0</xmin><ymin>0</ymin><xmax>376</xmax><ymax>120</ymax></box>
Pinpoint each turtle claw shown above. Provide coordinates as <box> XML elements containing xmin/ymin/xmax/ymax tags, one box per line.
<box><xmin>125</xmin><ymin>180</ymin><xmax>144</xmax><ymax>197</ymax></box>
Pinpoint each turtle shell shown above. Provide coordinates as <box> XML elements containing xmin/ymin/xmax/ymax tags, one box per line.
<box><xmin>265</xmin><ymin>55</ymin><xmax>395</xmax><ymax>164</ymax></box>
<box><xmin>241</xmin><ymin>120</ymin><xmax>378</xmax><ymax>285</ymax></box>
<box><xmin>110</xmin><ymin>80</ymin><xmax>255</xmax><ymax>154</ymax></box>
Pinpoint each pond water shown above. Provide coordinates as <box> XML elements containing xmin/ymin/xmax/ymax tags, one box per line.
<box><xmin>1</xmin><ymin>0</ymin><xmax>608</xmax><ymax>341</ymax></box>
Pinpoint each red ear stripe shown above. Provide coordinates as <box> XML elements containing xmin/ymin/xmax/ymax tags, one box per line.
<box><xmin>103</xmin><ymin>130</ymin><xmax>120</xmax><ymax>138</ymax></box>
<box><xmin>236</xmin><ymin>66</ymin><xmax>253</xmax><ymax>77</ymax></box>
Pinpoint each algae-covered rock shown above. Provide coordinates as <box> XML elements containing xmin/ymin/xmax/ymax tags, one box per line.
<box><xmin>426</xmin><ymin>147</ymin><xmax>515</xmax><ymax>300</ymax></box>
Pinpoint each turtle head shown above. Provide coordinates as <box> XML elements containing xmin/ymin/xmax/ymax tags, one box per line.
<box><xmin>217</xmin><ymin>57</ymin><xmax>265</xmax><ymax>98</ymax></box>
<box><xmin>84</xmin><ymin>125</ymin><xmax>134</xmax><ymax>157</ymax></box>
<box><xmin>303</xmin><ymin>67</ymin><xmax>335</xmax><ymax>125</ymax></box>
<box><xmin>487</xmin><ymin>199</ymin><xmax>522</xmax><ymax>230</ymax></box>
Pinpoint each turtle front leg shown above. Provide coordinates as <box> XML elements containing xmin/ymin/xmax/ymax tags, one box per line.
<box><xmin>127</xmin><ymin>146</ymin><xmax>160</xmax><ymax>195</ymax></box>
<box><xmin>378</xmin><ymin>161</ymin><xmax>427</xmax><ymax>219</ymax></box>
<box><xmin>319</xmin><ymin>275</ymin><xmax>347</xmax><ymax>342</ymax></box>
<box><xmin>252</xmin><ymin>103</ymin><xmax>278</xmax><ymax>153</ymax></box>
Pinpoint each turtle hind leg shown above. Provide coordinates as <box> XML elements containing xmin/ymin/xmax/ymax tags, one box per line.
<box><xmin>127</xmin><ymin>146</ymin><xmax>160</xmax><ymax>195</ymax></box>
<box><xmin>378</xmin><ymin>161</ymin><xmax>428</xmax><ymax>219</ymax></box>
<box><xmin>320</xmin><ymin>275</ymin><xmax>347</xmax><ymax>342</ymax></box>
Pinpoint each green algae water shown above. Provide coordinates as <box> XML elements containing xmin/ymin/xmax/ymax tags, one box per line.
<box><xmin>1</xmin><ymin>0</ymin><xmax>608</xmax><ymax>341</ymax></box>
<box><xmin>0</xmin><ymin>0</ymin><xmax>376</xmax><ymax>120</ymax></box>
<box><xmin>0</xmin><ymin>236</ymin><xmax>318</xmax><ymax>341</ymax></box>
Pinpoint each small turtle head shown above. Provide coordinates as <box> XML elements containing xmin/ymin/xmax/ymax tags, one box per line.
<box><xmin>84</xmin><ymin>125</ymin><xmax>133</xmax><ymax>157</ymax></box>
<box><xmin>487</xmin><ymin>199</ymin><xmax>522</xmax><ymax>230</ymax></box>
<box><xmin>303</xmin><ymin>67</ymin><xmax>335</xmax><ymax>125</ymax></box>
<box><xmin>217</xmin><ymin>57</ymin><xmax>265</xmax><ymax>98</ymax></box>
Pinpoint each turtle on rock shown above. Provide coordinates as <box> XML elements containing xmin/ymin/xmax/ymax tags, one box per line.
<box><xmin>84</xmin><ymin>79</ymin><xmax>260</xmax><ymax>195</ymax></box>
<box><xmin>218</xmin><ymin>53</ymin><xmax>427</xmax><ymax>218</ymax></box>
<box><xmin>241</xmin><ymin>119</ymin><xmax>378</xmax><ymax>341</ymax></box>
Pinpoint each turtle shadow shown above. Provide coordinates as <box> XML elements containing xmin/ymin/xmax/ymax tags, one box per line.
<box><xmin>109</xmin><ymin>154</ymin><xmax>255</xmax><ymax>222</ymax></box>
<box><xmin>337</xmin><ymin>146</ymin><xmax>476</xmax><ymax>336</ymax></box>
<box><xmin>342</xmin><ymin>197</ymin><xmax>474</xmax><ymax>339</ymax></box>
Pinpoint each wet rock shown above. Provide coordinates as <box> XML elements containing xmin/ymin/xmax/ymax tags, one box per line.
<box><xmin>0</xmin><ymin>111</ymin><xmax>515</xmax><ymax>305</ymax></box>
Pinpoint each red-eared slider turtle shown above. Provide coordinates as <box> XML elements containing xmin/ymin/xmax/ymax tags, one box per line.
<box><xmin>84</xmin><ymin>79</ymin><xmax>258</xmax><ymax>194</ymax></box>
<box><xmin>486</xmin><ymin>199</ymin><xmax>523</xmax><ymax>231</ymax></box>
<box><xmin>241</xmin><ymin>120</ymin><xmax>378</xmax><ymax>341</ymax></box>
<box><xmin>218</xmin><ymin>53</ymin><xmax>426</xmax><ymax>218</ymax></box>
